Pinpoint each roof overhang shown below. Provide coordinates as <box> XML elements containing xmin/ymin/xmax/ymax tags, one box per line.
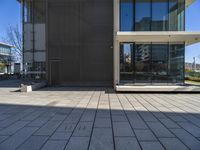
<box><xmin>0</xmin><ymin>42</ymin><xmax>14</xmax><ymax>48</ymax></box>
<box><xmin>116</xmin><ymin>31</ymin><xmax>200</xmax><ymax>46</ymax></box>
<box><xmin>17</xmin><ymin>0</ymin><xmax>195</xmax><ymax>6</ymax></box>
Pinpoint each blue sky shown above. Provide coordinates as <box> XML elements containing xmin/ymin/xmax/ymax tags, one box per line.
<box><xmin>0</xmin><ymin>0</ymin><xmax>21</xmax><ymax>37</ymax></box>
<box><xmin>0</xmin><ymin>0</ymin><xmax>200</xmax><ymax>63</ymax></box>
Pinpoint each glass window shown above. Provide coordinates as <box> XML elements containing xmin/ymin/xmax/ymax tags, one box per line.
<box><xmin>120</xmin><ymin>0</ymin><xmax>134</xmax><ymax>31</ymax></box>
<box><xmin>152</xmin><ymin>44</ymin><xmax>168</xmax><ymax>84</ymax></box>
<box><xmin>168</xmin><ymin>43</ymin><xmax>184</xmax><ymax>84</ymax></box>
<box><xmin>178</xmin><ymin>0</ymin><xmax>185</xmax><ymax>31</ymax></box>
<box><xmin>120</xmin><ymin>43</ymin><xmax>134</xmax><ymax>82</ymax></box>
<box><xmin>24</xmin><ymin>1</ymin><xmax>33</xmax><ymax>23</ymax></box>
<box><xmin>135</xmin><ymin>43</ymin><xmax>151</xmax><ymax>84</ymax></box>
<box><xmin>119</xmin><ymin>43</ymin><xmax>185</xmax><ymax>85</ymax></box>
<box><xmin>152</xmin><ymin>0</ymin><xmax>168</xmax><ymax>31</ymax></box>
<box><xmin>169</xmin><ymin>0</ymin><xmax>178</xmax><ymax>31</ymax></box>
<box><xmin>135</xmin><ymin>0</ymin><xmax>151</xmax><ymax>31</ymax></box>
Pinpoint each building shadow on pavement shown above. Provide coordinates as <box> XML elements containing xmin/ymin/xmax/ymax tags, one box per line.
<box><xmin>0</xmin><ymin>100</ymin><xmax>200</xmax><ymax>150</ymax></box>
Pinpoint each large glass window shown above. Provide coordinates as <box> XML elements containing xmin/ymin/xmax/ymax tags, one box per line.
<box><xmin>168</xmin><ymin>43</ymin><xmax>184</xmax><ymax>84</ymax></box>
<box><xmin>120</xmin><ymin>43</ymin><xmax>185</xmax><ymax>85</ymax></box>
<box><xmin>119</xmin><ymin>0</ymin><xmax>185</xmax><ymax>31</ymax></box>
<box><xmin>152</xmin><ymin>0</ymin><xmax>168</xmax><ymax>31</ymax></box>
<box><xmin>120</xmin><ymin>0</ymin><xmax>134</xmax><ymax>31</ymax></box>
<box><xmin>135</xmin><ymin>0</ymin><xmax>151</xmax><ymax>31</ymax></box>
<box><xmin>152</xmin><ymin>44</ymin><xmax>168</xmax><ymax>84</ymax></box>
<box><xmin>135</xmin><ymin>43</ymin><xmax>151</xmax><ymax>84</ymax></box>
<box><xmin>120</xmin><ymin>43</ymin><xmax>134</xmax><ymax>82</ymax></box>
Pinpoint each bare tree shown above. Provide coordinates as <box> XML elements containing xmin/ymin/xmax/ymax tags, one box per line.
<box><xmin>1</xmin><ymin>24</ymin><xmax>22</xmax><ymax>62</ymax></box>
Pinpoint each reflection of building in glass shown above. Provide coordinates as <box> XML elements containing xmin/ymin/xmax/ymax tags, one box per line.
<box><xmin>136</xmin><ymin>44</ymin><xmax>150</xmax><ymax>62</ymax></box>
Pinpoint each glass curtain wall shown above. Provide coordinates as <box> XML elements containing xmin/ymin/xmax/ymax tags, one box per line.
<box><xmin>120</xmin><ymin>43</ymin><xmax>185</xmax><ymax>85</ymax></box>
<box><xmin>120</xmin><ymin>0</ymin><xmax>185</xmax><ymax>31</ymax></box>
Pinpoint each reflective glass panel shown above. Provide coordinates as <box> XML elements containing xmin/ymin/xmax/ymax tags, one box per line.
<box><xmin>120</xmin><ymin>0</ymin><xmax>134</xmax><ymax>31</ymax></box>
<box><xmin>135</xmin><ymin>43</ymin><xmax>151</xmax><ymax>84</ymax></box>
<box><xmin>169</xmin><ymin>0</ymin><xmax>178</xmax><ymax>31</ymax></box>
<box><xmin>120</xmin><ymin>43</ymin><xmax>134</xmax><ymax>82</ymax></box>
<box><xmin>178</xmin><ymin>0</ymin><xmax>185</xmax><ymax>31</ymax></box>
<box><xmin>168</xmin><ymin>44</ymin><xmax>184</xmax><ymax>84</ymax></box>
<box><xmin>135</xmin><ymin>0</ymin><xmax>151</xmax><ymax>31</ymax></box>
<box><xmin>152</xmin><ymin>44</ymin><xmax>168</xmax><ymax>84</ymax></box>
<box><xmin>152</xmin><ymin>0</ymin><xmax>168</xmax><ymax>31</ymax></box>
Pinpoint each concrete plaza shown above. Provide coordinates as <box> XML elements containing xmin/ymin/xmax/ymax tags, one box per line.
<box><xmin>0</xmin><ymin>80</ymin><xmax>200</xmax><ymax>150</ymax></box>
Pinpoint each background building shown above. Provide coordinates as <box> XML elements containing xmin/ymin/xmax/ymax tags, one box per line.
<box><xmin>0</xmin><ymin>42</ymin><xmax>12</xmax><ymax>74</ymax></box>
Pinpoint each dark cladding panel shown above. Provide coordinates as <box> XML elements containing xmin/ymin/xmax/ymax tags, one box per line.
<box><xmin>48</xmin><ymin>0</ymin><xmax>113</xmax><ymax>85</ymax></box>
<box><xmin>79</xmin><ymin>0</ymin><xmax>113</xmax><ymax>85</ymax></box>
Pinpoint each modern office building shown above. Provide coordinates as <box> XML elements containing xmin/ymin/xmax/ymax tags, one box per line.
<box><xmin>18</xmin><ymin>0</ymin><xmax>200</xmax><ymax>90</ymax></box>
<box><xmin>0</xmin><ymin>42</ymin><xmax>12</xmax><ymax>74</ymax></box>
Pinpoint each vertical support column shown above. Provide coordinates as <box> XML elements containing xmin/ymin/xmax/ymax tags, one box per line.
<box><xmin>22</xmin><ymin>0</ymin><xmax>25</xmax><ymax>75</ymax></box>
<box><xmin>45</xmin><ymin>0</ymin><xmax>49</xmax><ymax>82</ymax></box>
<box><xmin>113</xmin><ymin>0</ymin><xmax>120</xmax><ymax>89</ymax></box>
<box><xmin>32</xmin><ymin>0</ymin><xmax>35</xmax><ymax>77</ymax></box>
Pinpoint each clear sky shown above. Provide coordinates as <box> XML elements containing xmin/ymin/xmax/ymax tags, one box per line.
<box><xmin>0</xmin><ymin>0</ymin><xmax>200</xmax><ymax>63</ymax></box>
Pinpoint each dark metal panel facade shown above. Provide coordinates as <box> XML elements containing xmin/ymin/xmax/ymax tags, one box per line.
<box><xmin>48</xmin><ymin>0</ymin><xmax>113</xmax><ymax>86</ymax></box>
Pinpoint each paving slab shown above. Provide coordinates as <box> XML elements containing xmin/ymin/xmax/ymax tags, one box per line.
<box><xmin>94</xmin><ymin>117</ymin><xmax>111</xmax><ymax>128</ymax></box>
<box><xmin>0</xmin><ymin>127</ymin><xmax>38</xmax><ymax>150</ymax></box>
<box><xmin>115</xmin><ymin>137</ymin><xmax>141</xmax><ymax>150</ymax></box>
<box><xmin>50</xmin><ymin>132</ymin><xmax>71</xmax><ymax>140</ymax></box>
<box><xmin>0</xmin><ymin>121</ymin><xmax>29</xmax><ymax>135</ymax></box>
<box><xmin>73</xmin><ymin>121</ymin><xmax>93</xmax><ymax>137</ymax></box>
<box><xmin>140</xmin><ymin>141</ymin><xmax>165</xmax><ymax>150</ymax></box>
<box><xmin>89</xmin><ymin>128</ymin><xmax>114</xmax><ymax>150</ymax></box>
<box><xmin>135</xmin><ymin>129</ymin><xmax>157</xmax><ymax>141</ymax></box>
<box><xmin>41</xmin><ymin>140</ymin><xmax>67</xmax><ymax>150</ymax></box>
<box><xmin>113</xmin><ymin>122</ymin><xmax>135</xmax><ymax>137</ymax></box>
<box><xmin>159</xmin><ymin>138</ymin><xmax>188</xmax><ymax>150</ymax></box>
<box><xmin>65</xmin><ymin>137</ymin><xmax>90</xmax><ymax>150</ymax></box>
<box><xmin>171</xmin><ymin>128</ymin><xmax>200</xmax><ymax>150</ymax></box>
<box><xmin>16</xmin><ymin>136</ymin><xmax>48</xmax><ymax>150</ymax></box>
<box><xmin>147</xmin><ymin>122</ymin><xmax>174</xmax><ymax>138</ymax></box>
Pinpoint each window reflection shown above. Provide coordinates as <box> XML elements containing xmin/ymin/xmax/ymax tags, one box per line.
<box><xmin>152</xmin><ymin>0</ymin><xmax>168</xmax><ymax>31</ymax></box>
<box><xmin>135</xmin><ymin>0</ymin><xmax>151</xmax><ymax>31</ymax></box>
<box><xmin>135</xmin><ymin>44</ymin><xmax>151</xmax><ymax>84</ymax></box>
<box><xmin>120</xmin><ymin>43</ymin><xmax>134</xmax><ymax>82</ymax></box>
<box><xmin>119</xmin><ymin>0</ymin><xmax>185</xmax><ymax>31</ymax></box>
<box><xmin>152</xmin><ymin>44</ymin><xmax>168</xmax><ymax>84</ymax></box>
<box><xmin>169</xmin><ymin>0</ymin><xmax>178</xmax><ymax>31</ymax></box>
<box><xmin>169</xmin><ymin>44</ymin><xmax>184</xmax><ymax>84</ymax></box>
<box><xmin>120</xmin><ymin>43</ymin><xmax>185</xmax><ymax>85</ymax></box>
<box><xmin>120</xmin><ymin>0</ymin><xmax>134</xmax><ymax>31</ymax></box>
